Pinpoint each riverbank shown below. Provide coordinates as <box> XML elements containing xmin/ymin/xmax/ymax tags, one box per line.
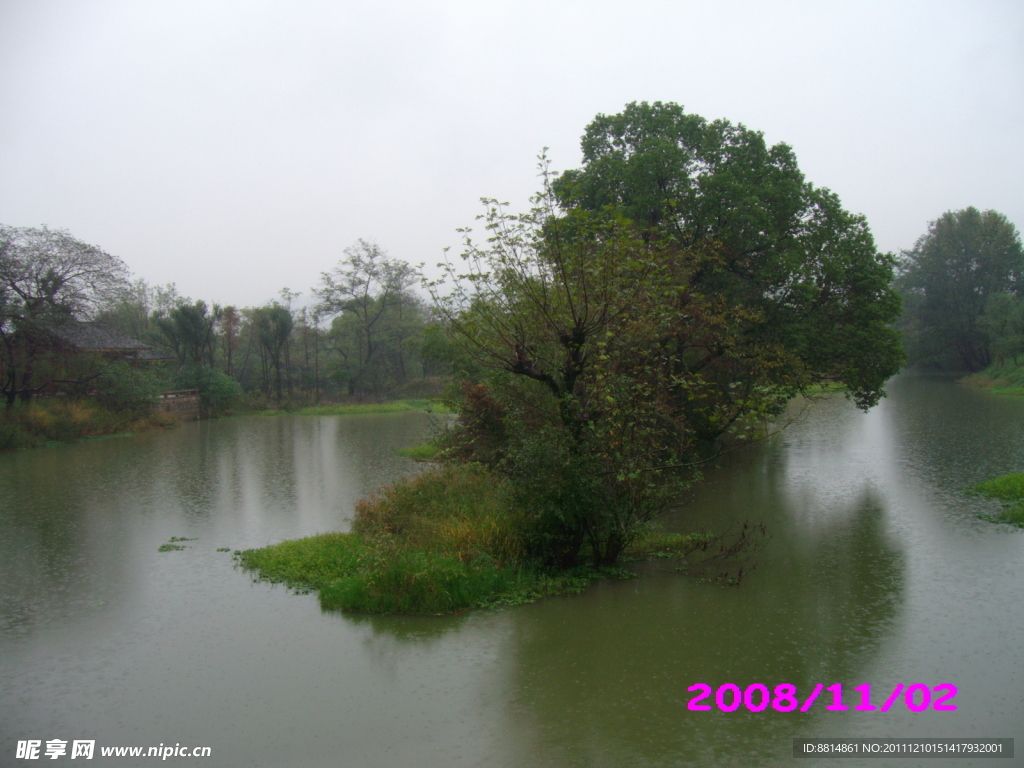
<box><xmin>0</xmin><ymin>399</ymin><xmax>179</xmax><ymax>452</ymax></box>
<box><xmin>253</xmin><ymin>398</ymin><xmax>451</xmax><ymax>418</ymax></box>
<box><xmin>960</xmin><ymin>360</ymin><xmax>1024</xmax><ymax>395</ymax></box>
<box><xmin>0</xmin><ymin>396</ymin><xmax>448</xmax><ymax>453</ymax></box>
<box><xmin>972</xmin><ymin>471</ymin><xmax>1024</xmax><ymax>527</ymax></box>
<box><xmin>236</xmin><ymin>463</ymin><xmax>710</xmax><ymax>615</ymax></box>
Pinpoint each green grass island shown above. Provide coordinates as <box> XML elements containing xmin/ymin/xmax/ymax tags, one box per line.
<box><xmin>972</xmin><ymin>471</ymin><xmax>1024</xmax><ymax>528</ymax></box>
<box><xmin>235</xmin><ymin>463</ymin><xmax>736</xmax><ymax>615</ymax></box>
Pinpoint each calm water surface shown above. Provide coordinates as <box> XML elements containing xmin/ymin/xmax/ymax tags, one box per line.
<box><xmin>1</xmin><ymin>379</ymin><xmax>1022</xmax><ymax>767</ymax></box>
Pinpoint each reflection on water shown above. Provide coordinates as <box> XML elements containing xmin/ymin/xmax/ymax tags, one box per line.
<box><xmin>0</xmin><ymin>413</ymin><xmax>435</xmax><ymax>641</ymax></box>
<box><xmin>507</xmin><ymin>466</ymin><xmax>906</xmax><ymax>766</ymax></box>
<box><xmin>1</xmin><ymin>379</ymin><xmax>1022</xmax><ymax>767</ymax></box>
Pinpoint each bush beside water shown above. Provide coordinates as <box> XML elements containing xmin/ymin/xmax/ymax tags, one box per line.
<box><xmin>236</xmin><ymin>464</ymin><xmax>709</xmax><ymax>615</ymax></box>
<box><xmin>95</xmin><ymin>362</ymin><xmax>162</xmax><ymax>419</ymax></box>
<box><xmin>0</xmin><ymin>398</ymin><xmax>177</xmax><ymax>451</ymax></box>
<box><xmin>961</xmin><ymin>360</ymin><xmax>1024</xmax><ymax>396</ymax></box>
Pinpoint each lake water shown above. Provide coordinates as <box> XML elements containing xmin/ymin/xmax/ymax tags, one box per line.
<box><xmin>1</xmin><ymin>377</ymin><xmax>1022</xmax><ymax>767</ymax></box>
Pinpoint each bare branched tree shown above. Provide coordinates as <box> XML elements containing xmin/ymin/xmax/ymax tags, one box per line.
<box><xmin>0</xmin><ymin>225</ymin><xmax>131</xmax><ymax>404</ymax></box>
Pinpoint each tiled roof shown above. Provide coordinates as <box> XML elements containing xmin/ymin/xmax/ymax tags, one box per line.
<box><xmin>49</xmin><ymin>322</ymin><xmax>151</xmax><ymax>351</ymax></box>
<box><xmin>48</xmin><ymin>322</ymin><xmax>175</xmax><ymax>360</ymax></box>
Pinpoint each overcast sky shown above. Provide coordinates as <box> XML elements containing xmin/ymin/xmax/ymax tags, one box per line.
<box><xmin>2</xmin><ymin>0</ymin><xmax>1022</xmax><ymax>308</ymax></box>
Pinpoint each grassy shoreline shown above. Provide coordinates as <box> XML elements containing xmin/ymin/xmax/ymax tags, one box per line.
<box><xmin>236</xmin><ymin>528</ymin><xmax>705</xmax><ymax>615</ymax></box>
<box><xmin>971</xmin><ymin>471</ymin><xmax>1024</xmax><ymax>527</ymax></box>
<box><xmin>236</xmin><ymin>463</ymin><xmax>711</xmax><ymax>615</ymax></box>
<box><xmin>0</xmin><ymin>399</ymin><xmax>179</xmax><ymax>452</ymax></box>
<box><xmin>960</xmin><ymin>360</ymin><xmax>1024</xmax><ymax>396</ymax></box>
<box><xmin>0</xmin><ymin>396</ymin><xmax>448</xmax><ymax>453</ymax></box>
<box><xmin>255</xmin><ymin>398</ymin><xmax>451</xmax><ymax>418</ymax></box>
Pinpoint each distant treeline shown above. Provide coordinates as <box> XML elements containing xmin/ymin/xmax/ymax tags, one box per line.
<box><xmin>0</xmin><ymin>226</ymin><xmax>453</xmax><ymax>418</ymax></box>
<box><xmin>97</xmin><ymin>239</ymin><xmax>451</xmax><ymax>406</ymax></box>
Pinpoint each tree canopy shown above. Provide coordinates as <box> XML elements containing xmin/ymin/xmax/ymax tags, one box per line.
<box><xmin>315</xmin><ymin>240</ymin><xmax>423</xmax><ymax>396</ymax></box>
<box><xmin>897</xmin><ymin>207</ymin><xmax>1023</xmax><ymax>371</ymax></box>
<box><xmin>554</xmin><ymin>101</ymin><xmax>904</xmax><ymax>409</ymax></box>
<box><xmin>434</xmin><ymin>103</ymin><xmax>905</xmax><ymax>568</ymax></box>
<box><xmin>0</xmin><ymin>225</ymin><xmax>131</xmax><ymax>404</ymax></box>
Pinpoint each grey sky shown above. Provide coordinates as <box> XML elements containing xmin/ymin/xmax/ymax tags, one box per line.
<box><xmin>2</xmin><ymin>0</ymin><xmax>1022</xmax><ymax>309</ymax></box>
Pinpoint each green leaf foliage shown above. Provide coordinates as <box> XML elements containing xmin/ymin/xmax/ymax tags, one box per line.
<box><xmin>173</xmin><ymin>363</ymin><xmax>241</xmax><ymax>416</ymax></box>
<box><xmin>432</xmin><ymin>103</ymin><xmax>905</xmax><ymax>568</ymax></box>
<box><xmin>553</xmin><ymin>101</ymin><xmax>905</xmax><ymax>408</ymax></box>
<box><xmin>94</xmin><ymin>361</ymin><xmax>161</xmax><ymax>419</ymax></box>
<box><xmin>898</xmin><ymin>207</ymin><xmax>1024</xmax><ymax>371</ymax></box>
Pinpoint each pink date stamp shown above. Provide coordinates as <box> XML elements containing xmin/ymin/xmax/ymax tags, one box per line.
<box><xmin>686</xmin><ymin>683</ymin><xmax>958</xmax><ymax>713</ymax></box>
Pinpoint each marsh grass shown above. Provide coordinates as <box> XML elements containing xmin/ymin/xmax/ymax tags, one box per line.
<box><xmin>237</xmin><ymin>465</ymin><xmax>727</xmax><ymax>615</ymax></box>
<box><xmin>395</xmin><ymin>441</ymin><xmax>441</xmax><ymax>460</ymax></box>
<box><xmin>237</xmin><ymin>465</ymin><xmax>636</xmax><ymax>614</ymax></box>
<box><xmin>320</xmin><ymin>550</ymin><xmax>525</xmax><ymax>614</ymax></box>
<box><xmin>972</xmin><ymin>472</ymin><xmax>1024</xmax><ymax>501</ymax></box>
<box><xmin>236</xmin><ymin>528</ymin><xmax>529</xmax><ymax>614</ymax></box>
<box><xmin>622</xmin><ymin>531</ymin><xmax>712</xmax><ymax>559</ymax></box>
<box><xmin>972</xmin><ymin>471</ymin><xmax>1024</xmax><ymax>528</ymax></box>
<box><xmin>0</xmin><ymin>398</ymin><xmax>178</xmax><ymax>452</ymax></box>
<box><xmin>1004</xmin><ymin>505</ymin><xmax>1024</xmax><ymax>526</ymax></box>
<box><xmin>353</xmin><ymin>464</ymin><xmax>525</xmax><ymax>565</ymax></box>
<box><xmin>962</xmin><ymin>360</ymin><xmax>1024</xmax><ymax>396</ymax></box>
<box><xmin>237</xmin><ymin>532</ymin><xmax>366</xmax><ymax>592</ymax></box>
<box><xmin>802</xmin><ymin>382</ymin><xmax>848</xmax><ymax>395</ymax></box>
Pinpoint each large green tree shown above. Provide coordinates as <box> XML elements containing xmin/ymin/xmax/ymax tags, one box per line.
<box><xmin>315</xmin><ymin>240</ymin><xmax>421</xmax><ymax>396</ymax></box>
<box><xmin>152</xmin><ymin>299</ymin><xmax>221</xmax><ymax>367</ymax></box>
<box><xmin>253</xmin><ymin>303</ymin><xmax>294</xmax><ymax>402</ymax></box>
<box><xmin>553</xmin><ymin>101</ymin><xmax>904</xmax><ymax>410</ymax></box>
<box><xmin>435</xmin><ymin>104</ymin><xmax>905</xmax><ymax>568</ymax></box>
<box><xmin>897</xmin><ymin>207</ymin><xmax>1023</xmax><ymax>371</ymax></box>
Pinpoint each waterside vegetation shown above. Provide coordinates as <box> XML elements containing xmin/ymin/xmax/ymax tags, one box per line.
<box><xmin>0</xmin><ymin>394</ymin><xmax>446</xmax><ymax>453</ymax></box>
<box><xmin>972</xmin><ymin>472</ymin><xmax>1024</xmax><ymax>527</ymax></box>
<box><xmin>243</xmin><ymin>100</ymin><xmax>906</xmax><ymax>613</ymax></box>
<box><xmin>0</xmin><ymin>397</ymin><xmax>178</xmax><ymax>452</ymax></box>
<box><xmin>237</xmin><ymin>464</ymin><xmax>729</xmax><ymax>614</ymax></box>
<box><xmin>960</xmin><ymin>359</ymin><xmax>1024</xmax><ymax>397</ymax></box>
<box><xmin>256</xmin><ymin>398</ymin><xmax>450</xmax><ymax>418</ymax></box>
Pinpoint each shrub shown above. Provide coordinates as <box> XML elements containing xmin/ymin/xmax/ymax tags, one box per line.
<box><xmin>353</xmin><ymin>464</ymin><xmax>525</xmax><ymax>567</ymax></box>
<box><xmin>173</xmin><ymin>364</ymin><xmax>241</xmax><ymax>416</ymax></box>
<box><xmin>439</xmin><ymin>383</ymin><xmax>508</xmax><ymax>465</ymax></box>
<box><xmin>95</xmin><ymin>362</ymin><xmax>161</xmax><ymax>419</ymax></box>
<box><xmin>0</xmin><ymin>421</ymin><xmax>41</xmax><ymax>451</ymax></box>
